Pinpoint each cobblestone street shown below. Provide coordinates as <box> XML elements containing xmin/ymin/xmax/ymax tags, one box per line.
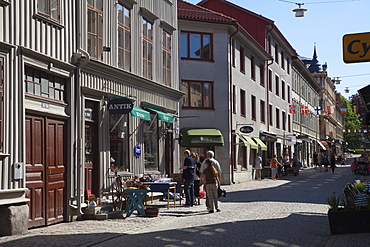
<box><xmin>1</xmin><ymin>157</ymin><xmax>369</xmax><ymax>247</ymax></box>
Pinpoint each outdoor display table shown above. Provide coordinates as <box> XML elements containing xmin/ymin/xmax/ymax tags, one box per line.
<box><xmin>145</xmin><ymin>182</ymin><xmax>181</xmax><ymax>208</ymax></box>
<box><xmin>124</xmin><ymin>189</ymin><xmax>148</xmax><ymax>217</ymax></box>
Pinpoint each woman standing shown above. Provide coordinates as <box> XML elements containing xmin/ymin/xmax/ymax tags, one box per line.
<box><xmin>254</xmin><ymin>153</ymin><xmax>263</xmax><ymax>180</ymax></box>
<box><xmin>200</xmin><ymin>159</ymin><xmax>220</xmax><ymax>213</ymax></box>
<box><xmin>191</xmin><ymin>152</ymin><xmax>201</xmax><ymax>205</ymax></box>
<box><xmin>270</xmin><ymin>155</ymin><xmax>282</xmax><ymax>180</ymax></box>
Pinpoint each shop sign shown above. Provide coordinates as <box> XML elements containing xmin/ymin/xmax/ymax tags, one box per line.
<box><xmin>343</xmin><ymin>32</ymin><xmax>370</xmax><ymax>63</ymax></box>
<box><xmin>240</xmin><ymin>126</ymin><xmax>254</xmax><ymax>133</ymax></box>
<box><xmin>107</xmin><ymin>98</ymin><xmax>133</xmax><ymax>115</ymax></box>
<box><xmin>134</xmin><ymin>144</ymin><xmax>141</xmax><ymax>158</ymax></box>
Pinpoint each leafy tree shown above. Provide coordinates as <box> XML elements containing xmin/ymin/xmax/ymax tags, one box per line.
<box><xmin>341</xmin><ymin>94</ymin><xmax>361</xmax><ymax>148</ymax></box>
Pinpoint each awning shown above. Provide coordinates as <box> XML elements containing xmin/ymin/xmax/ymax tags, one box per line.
<box><xmin>253</xmin><ymin>137</ymin><xmax>268</xmax><ymax>151</ymax></box>
<box><xmin>147</xmin><ymin>108</ymin><xmax>174</xmax><ymax>123</ymax></box>
<box><xmin>318</xmin><ymin>140</ymin><xmax>327</xmax><ymax>150</ymax></box>
<box><xmin>236</xmin><ymin>133</ymin><xmax>258</xmax><ymax>149</ymax></box>
<box><xmin>180</xmin><ymin>128</ymin><xmax>224</xmax><ymax>147</ymax></box>
<box><xmin>130</xmin><ymin>106</ymin><xmax>151</xmax><ymax>121</ymax></box>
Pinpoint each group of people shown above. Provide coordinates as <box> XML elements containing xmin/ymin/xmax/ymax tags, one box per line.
<box><xmin>181</xmin><ymin>149</ymin><xmax>222</xmax><ymax>213</ymax></box>
<box><xmin>312</xmin><ymin>152</ymin><xmax>338</xmax><ymax>173</ymax></box>
<box><xmin>253</xmin><ymin>152</ymin><xmax>301</xmax><ymax>180</ymax></box>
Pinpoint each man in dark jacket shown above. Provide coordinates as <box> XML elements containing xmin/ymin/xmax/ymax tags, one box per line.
<box><xmin>181</xmin><ymin>149</ymin><xmax>196</xmax><ymax>207</ymax></box>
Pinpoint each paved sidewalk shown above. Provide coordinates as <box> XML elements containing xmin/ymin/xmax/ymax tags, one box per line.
<box><xmin>1</xmin><ymin>158</ymin><xmax>369</xmax><ymax>247</ymax></box>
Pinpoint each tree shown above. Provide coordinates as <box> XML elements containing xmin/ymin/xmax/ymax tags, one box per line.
<box><xmin>341</xmin><ymin>94</ymin><xmax>362</xmax><ymax>148</ymax></box>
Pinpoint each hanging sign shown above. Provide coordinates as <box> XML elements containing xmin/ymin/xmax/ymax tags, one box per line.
<box><xmin>134</xmin><ymin>144</ymin><xmax>141</xmax><ymax>158</ymax></box>
<box><xmin>107</xmin><ymin>98</ymin><xmax>133</xmax><ymax>115</ymax></box>
<box><xmin>343</xmin><ymin>32</ymin><xmax>370</xmax><ymax>63</ymax></box>
<box><xmin>240</xmin><ymin>126</ymin><xmax>254</xmax><ymax>133</ymax></box>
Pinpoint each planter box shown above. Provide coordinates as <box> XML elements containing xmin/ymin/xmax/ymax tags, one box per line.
<box><xmin>328</xmin><ymin>209</ymin><xmax>370</xmax><ymax>235</ymax></box>
<box><xmin>145</xmin><ymin>207</ymin><xmax>159</xmax><ymax>217</ymax></box>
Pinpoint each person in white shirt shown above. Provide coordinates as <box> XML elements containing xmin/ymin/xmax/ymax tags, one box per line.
<box><xmin>254</xmin><ymin>153</ymin><xmax>262</xmax><ymax>180</ymax></box>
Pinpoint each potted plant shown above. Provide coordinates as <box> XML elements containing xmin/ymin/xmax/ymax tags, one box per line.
<box><xmin>327</xmin><ymin>186</ymin><xmax>370</xmax><ymax>235</ymax></box>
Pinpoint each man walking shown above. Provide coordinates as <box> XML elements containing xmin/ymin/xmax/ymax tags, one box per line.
<box><xmin>181</xmin><ymin>149</ymin><xmax>196</xmax><ymax>207</ymax></box>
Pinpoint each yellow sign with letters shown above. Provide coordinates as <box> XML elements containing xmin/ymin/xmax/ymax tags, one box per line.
<box><xmin>343</xmin><ymin>32</ymin><xmax>370</xmax><ymax>63</ymax></box>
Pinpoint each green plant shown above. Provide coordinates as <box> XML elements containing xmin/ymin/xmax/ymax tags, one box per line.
<box><xmin>327</xmin><ymin>191</ymin><xmax>342</xmax><ymax>212</ymax></box>
<box><xmin>352</xmin><ymin>182</ymin><xmax>366</xmax><ymax>193</ymax></box>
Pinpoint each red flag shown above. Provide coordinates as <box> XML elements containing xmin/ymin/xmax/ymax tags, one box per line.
<box><xmin>289</xmin><ymin>105</ymin><xmax>296</xmax><ymax>114</ymax></box>
<box><xmin>327</xmin><ymin>106</ymin><xmax>334</xmax><ymax>115</ymax></box>
<box><xmin>301</xmin><ymin>106</ymin><xmax>308</xmax><ymax>115</ymax></box>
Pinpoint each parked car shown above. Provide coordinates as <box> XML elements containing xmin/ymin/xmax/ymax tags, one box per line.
<box><xmin>344</xmin><ymin>148</ymin><xmax>356</xmax><ymax>154</ymax></box>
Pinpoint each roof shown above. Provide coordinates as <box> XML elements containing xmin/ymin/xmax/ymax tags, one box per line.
<box><xmin>178</xmin><ymin>0</ymin><xmax>236</xmax><ymax>23</ymax></box>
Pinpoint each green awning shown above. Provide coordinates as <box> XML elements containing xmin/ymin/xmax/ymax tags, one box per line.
<box><xmin>253</xmin><ymin>137</ymin><xmax>268</xmax><ymax>151</ymax></box>
<box><xmin>130</xmin><ymin>106</ymin><xmax>151</xmax><ymax>121</ymax></box>
<box><xmin>180</xmin><ymin>128</ymin><xmax>224</xmax><ymax>147</ymax></box>
<box><xmin>147</xmin><ymin>108</ymin><xmax>174</xmax><ymax>123</ymax></box>
<box><xmin>237</xmin><ymin>134</ymin><xmax>258</xmax><ymax>149</ymax></box>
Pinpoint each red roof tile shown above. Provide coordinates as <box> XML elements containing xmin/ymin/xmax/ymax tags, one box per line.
<box><xmin>178</xmin><ymin>0</ymin><xmax>236</xmax><ymax>23</ymax></box>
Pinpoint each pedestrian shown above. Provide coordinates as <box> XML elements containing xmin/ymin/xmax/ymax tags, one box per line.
<box><xmin>318</xmin><ymin>152</ymin><xmax>323</xmax><ymax>172</ymax></box>
<box><xmin>181</xmin><ymin>149</ymin><xmax>196</xmax><ymax>207</ymax></box>
<box><xmin>322</xmin><ymin>153</ymin><xmax>329</xmax><ymax>172</ymax></box>
<box><xmin>270</xmin><ymin>154</ymin><xmax>282</xmax><ymax>180</ymax></box>
<box><xmin>313</xmin><ymin>152</ymin><xmax>318</xmax><ymax>169</ymax></box>
<box><xmin>330</xmin><ymin>153</ymin><xmax>336</xmax><ymax>173</ymax></box>
<box><xmin>282</xmin><ymin>153</ymin><xmax>291</xmax><ymax>176</ymax></box>
<box><xmin>191</xmin><ymin>152</ymin><xmax>201</xmax><ymax>205</ymax></box>
<box><xmin>254</xmin><ymin>153</ymin><xmax>263</xmax><ymax>180</ymax></box>
<box><xmin>200</xmin><ymin>159</ymin><xmax>220</xmax><ymax>213</ymax></box>
<box><xmin>292</xmin><ymin>153</ymin><xmax>299</xmax><ymax>176</ymax></box>
<box><xmin>200</xmin><ymin>150</ymin><xmax>222</xmax><ymax>209</ymax></box>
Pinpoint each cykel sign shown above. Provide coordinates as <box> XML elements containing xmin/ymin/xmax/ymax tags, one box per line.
<box><xmin>107</xmin><ymin>98</ymin><xmax>133</xmax><ymax>115</ymax></box>
<box><xmin>343</xmin><ymin>32</ymin><xmax>370</xmax><ymax>63</ymax></box>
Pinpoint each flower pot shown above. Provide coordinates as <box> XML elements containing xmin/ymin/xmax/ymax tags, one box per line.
<box><xmin>145</xmin><ymin>207</ymin><xmax>159</xmax><ymax>217</ymax></box>
<box><xmin>328</xmin><ymin>209</ymin><xmax>370</xmax><ymax>235</ymax></box>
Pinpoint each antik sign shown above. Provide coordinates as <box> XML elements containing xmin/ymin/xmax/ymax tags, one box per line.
<box><xmin>107</xmin><ymin>98</ymin><xmax>133</xmax><ymax>115</ymax></box>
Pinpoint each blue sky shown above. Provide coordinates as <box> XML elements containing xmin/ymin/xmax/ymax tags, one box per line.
<box><xmin>186</xmin><ymin>0</ymin><xmax>370</xmax><ymax>99</ymax></box>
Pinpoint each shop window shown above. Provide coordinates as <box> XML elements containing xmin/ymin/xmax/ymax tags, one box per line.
<box><xmin>180</xmin><ymin>31</ymin><xmax>212</xmax><ymax>61</ymax></box>
<box><xmin>143</xmin><ymin>18</ymin><xmax>153</xmax><ymax>79</ymax></box>
<box><xmin>118</xmin><ymin>3</ymin><xmax>131</xmax><ymax>71</ymax></box>
<box><xmin>162</xmin><ymin>30</ymin><xmax>172</xmax><ymax>86</ymax></box>
<box><xmin>87</xmin><ymin>0</ymin><xmax>103</xmax><ymax>60</ymax></box>
<box><xmin>181</xmin><ymin>80</ymin><xmax>213</xmax><ymax>109</ymax></box>
<box><xmin>109</xmin><ymin>113</ymin><xmax>129</xmax><ymax>171</ymax></box>
<box><xmin>37</xmin><ymin>0</ymin><xmax>60</xmax><ymax>22</ymax></box>
<box><xmin>144</xmin><ymin>114</ymin><xmax>158</xmax><ymax>171</ymax></box>
<box><xmin>25</xmin><ymin>67</ymin><xmax>66</xmax><ymax>101</ymax></box>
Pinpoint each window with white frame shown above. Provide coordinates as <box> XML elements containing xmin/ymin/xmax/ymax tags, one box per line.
<box><xmin>162</xmin><ymin>30</ymin><xmax>172</xmax><ymax>86</ymax></box>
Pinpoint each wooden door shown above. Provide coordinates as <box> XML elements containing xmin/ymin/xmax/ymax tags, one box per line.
<box><xmin>25</xmin><ymin>116</ymin><xmax>45</xmax><ymax>228</ymax></box>
<box><xmin>26</xmin><ymin>115</ymin><xmax>65</xmax><ymax>228</ymax></box>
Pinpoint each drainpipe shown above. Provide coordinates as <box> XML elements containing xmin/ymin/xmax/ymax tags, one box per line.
<box><xmin>229</xmin><ymin>25</ymin><xmax>239</xmax><ymax>184</ymax></box>
<box><xmin>266</xmin><ymin>25</ymin><xmax>274</xmax><ymax>133</ymax></box>
<box><xmin>75</xmin><ymin>0</ymin><xmax>90</xmax><ymax>218</ymax></box>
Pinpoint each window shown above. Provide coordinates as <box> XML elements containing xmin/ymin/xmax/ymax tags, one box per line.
<box><xmin>232</xmin><ymin>39</ymin><xmax>236</xmax><ymax>67</ymax></box>
<box><xmin>87</xmin><ymin>0</ymin><xmax>103</xmax><ymax>60</ymax></box>
<box><xmin>109</xmin><ymin>110</ymin><xmax>129</xmax><ymax>171</ymax></box>
<box><xmin>240</xmin><ymin>46</ymin><xmax>245</xmax><ymax>73</ymax></box>
<box><xmin>0</xmin><ymin>58</ymin><xmax>3</xmax><ymax>152</ymax></box>
<box><xmin>282</xmin><ymin>80</ymin><xmax>285</xmax><ymax>100</ymax></box>
<box><xmin>275</xmin><ymin>43</ymin><xmax>279</xmax><ymax>64</ymax></box>
<box><xmin>268</xmin><ymin>69</ymin><xmax>272</xmax><ymax>92</ymax></box>
<box><xmin>267</xmin><ymin>36</ymin><xmax>271</xmax><ymax>55</ymax></box>
<box><xmin>162</xmin><ymin>30</ymin><xmax>172</xmax><ymax>86</ymax></box>
<box><xmin>37</xmin><ymin>0</ymin><xmax>59</xmax><ymax>21</ymax></box>
<box><xmin>260</xmin><ymin>63</ymin><xmax>265</xmax><ymax>87</ymax></box>
<box><xmin>276</xmin><ymin>108</ymin><xmax>280</xmax><ymax>129</ymax></box>
<box><xmin>288</xmin><ymin>114</ymin><xmax>291</xmax><ymax>132</ymax></box>
<box><xmin>251</xmin><ymin>56</ymin><xmax>255</xmax><ymax>80</ymax></box>
<box><xmin>181</xmin><ymin>31</ymin><xmax>212</xmax><ymax>60</ymax></box>
<box><xmin>269</xmin><ymin>104</ymin><xmax>273</xmax><ymax>126</ymax></box>
<box><xmin>240</xmin><ymin>89</ymin><xmax>246</xmax><ymax>117</ymax></box>
<box><xmin>233</xmin><ymin>85</ymin><xmax>236</xmax><ymax>114</ymax></box>
<box><xmin>118</xmin><ymin>4</ymin><xmax>131</xmax><ymax>71</ymax></box>
<box><xmin>282</xmin><ymin>111</ymin><xmax>286</xmax><ymax>130</ymax></box>
<box><xmin>260</xmin><ymin>100</ymin><xmax>265</xmax><ymax>123</ymax></box>
<box><xmin>144</xmin><ymin>113</ymin><xmax>158</xmax><ymax>170</ymax></box>
<box><xmin>251</xmin><ymin>95</ymin><xmax>256</xmax><ymax>120</ymax></box>
<box><xmin>287</xmin><ymin>85</ymin><xmax>291</xmax><ymax>103</ymax></box>
<box><xmin>275</xmin><ymin>75</ymin><xmax>279</xmax><ymax>96</ymax></box>
<box><xmin>281</xmin><ymin>50</ymin><xmax>285</xmax><ymax>70</ymax></box>
<box><xmin>287</xmin><ymin>57</ymin><xmax>290</xmax><ymax>74</ymax></box>
<box><xmin>25</xmin><ymin>67</ymin><xmax>66</xmax><ymax>101</ymax></box>
<box><xmin>181</xmin><ymin>80</ymin><xmax>213</xmax><ymax>108</ymax></box>
<box><xmin>143</xmin><ymin>18</ymin><xmax>153</xmax><ymax>79</ymax></box>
